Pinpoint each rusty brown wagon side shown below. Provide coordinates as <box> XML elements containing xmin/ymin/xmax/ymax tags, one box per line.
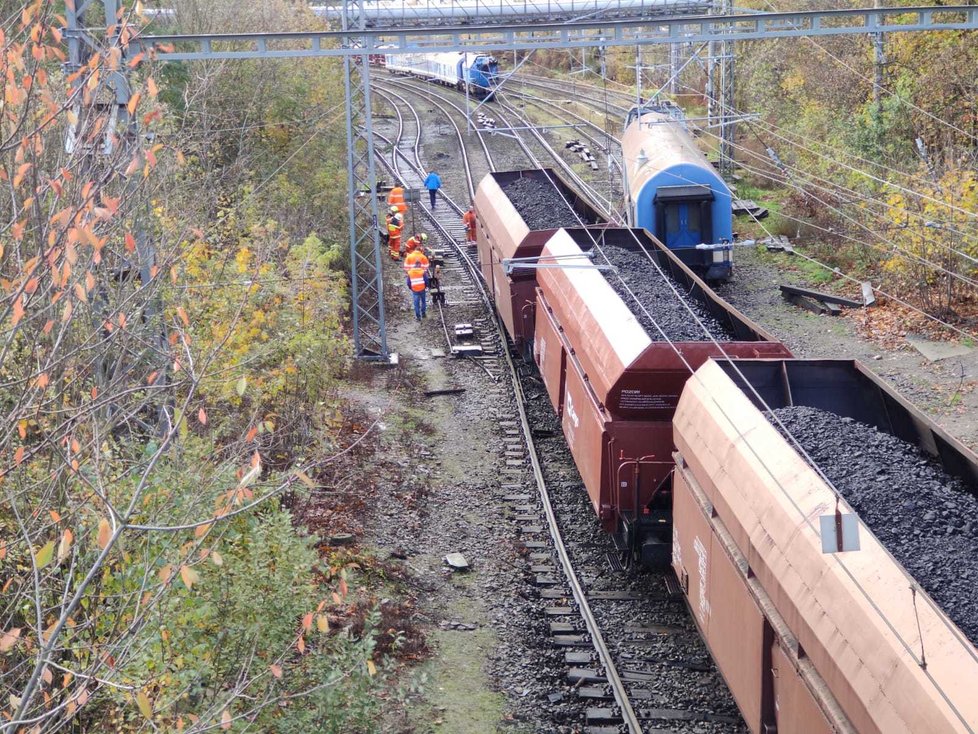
<box><xmin>472</xmin><ymin>169</ymin><xmax>605</xmax><ymax>350</ymax></box>
<box><xmin>672</xmin><ymin>358</ymin><xmax>978</xmax><ymax>733</ymax></box>
<box><xmin>532</xmin><ymin>228</ymin><xmax>791</xmax><ymax>563</ymax></box>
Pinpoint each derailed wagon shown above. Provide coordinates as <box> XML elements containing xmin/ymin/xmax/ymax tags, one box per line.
<box><xmin>623</xmin><ymin>102</ymin><xmax>735</xmax><ymax>281</ymax></box>
<box><xmin>672</xmin><ymin>359</ymin><xmax>978</xmax><ymax>733</ymax></box>
<box><xmin>472</xmin><ymin>169</ymin><xmax>605</xmax><ymax>351</ymax></box>
<box><xmin>532</xmin><ymin>228</ymin><xmax>791</xmax><ymax>564</ymax></box>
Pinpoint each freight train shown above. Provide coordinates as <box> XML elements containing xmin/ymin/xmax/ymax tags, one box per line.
<box><xmin>384</xmin><ymin>52</ymin><xmax>500</xmax><ymax>99</ymax></box>
<box><xmin>623</xmin><ymin>102</ymin><xmax>734</xmax><ymax>281</ymax></box>
<box><xmin>471</xmin><ymin>167</ymin><xmax>978</xmax><ymax>733</ymax></box>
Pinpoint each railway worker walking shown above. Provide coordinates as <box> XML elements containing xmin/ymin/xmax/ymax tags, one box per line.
<box><xmin>424</xmin><ymin>170</ymin><xmax>442</xmax><ymax>209</ymax></box>
<box><xmin>387</xmin><ymin>185</ymin><xmax>408</xmax><ymax>215</ymax></box>
<box><xmin>406</xmin><ymin>265</ymin><xmax>428</xmax><ymax>320</ymax></box>
<box><xmin>462</xmin><ymin>206</ymin><xmax>477</xmax><ymax>243</ymax></box>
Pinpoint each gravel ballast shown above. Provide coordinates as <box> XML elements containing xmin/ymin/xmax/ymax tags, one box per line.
<box><xmin>501</xmin><ymin>177</ymin><xmax>579</xmax><ymax>230</ymax></box>
<box><xmin>771</xmin><ymin>405</ymin><xmax>978</xmax><ymax>645</ymax></box>
<box><xmin>599</xmin><ymin>245</ymin><xmax>736</xmax><ymax>342</ymax></box>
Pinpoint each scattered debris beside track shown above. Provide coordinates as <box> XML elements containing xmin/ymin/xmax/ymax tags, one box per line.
<box><xmin>599</xmin><ymin>245</ymin><xmax>736</xmax><ymax>342</ymax></box>
<box><xmin>501</xmin><ymin>177</ymin><xmax>579</xmax><ymax>230</ymax></box>
<box><xmin>772</xmin><ymin>405</ymin><xmax>978</xmax><ymax>645</ymax></box>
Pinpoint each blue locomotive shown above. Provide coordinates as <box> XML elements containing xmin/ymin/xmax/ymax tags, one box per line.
<box><xmin>386</xmin><ymin>52</ymin><xmax>499</xmax><ymax>100</ymax></box>
<box><xmin>622</xmin><ymin>103</ymin><xmax>734</xmax><ymax>281</ymax></box>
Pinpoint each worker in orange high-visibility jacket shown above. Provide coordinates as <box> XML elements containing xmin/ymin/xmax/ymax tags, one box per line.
<box><xmin>386</xmin><ymin>207</ymin><xmax>403</xmax><ymax>230</ymax></box>
<box><xmin>406</xmin><ymin>266</ymin><xmax>428</xmax><ymax>320</ymax></box>
<box><xmin>387</xmin><ymin>185</ymin><xmax>408</xmax><ymax>215</ymax></box>
<box><xmin>462</xmin><ymin>206</ymin><xmax>477</xmax><ymax>243</ymax></box>
<box><xmin>388</xmin><ymin>217</ymin><xmax>404</xmax><ymax>260</ymax></box>
<box><xmin>404</xmin><ymin>232</ymin><xmax>428</xmax><ymax>256</ymax></box>
<box><xmin>403</xmin><ymin>245</ymin><xmax>430</xmax><ymax>273</ymax></box>
<box><xmin>384</xmin><ymin>207</ymin><xmax>402</xmax><ymax>251</ymax></box>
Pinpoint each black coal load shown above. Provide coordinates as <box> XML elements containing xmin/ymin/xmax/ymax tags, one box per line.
<box><xmin>599</xmin><ymin>245</ymin><xmax>735</xmax><ymax>342</ymax></box>
<box><xmin>772</xmin><ymin>405</ymin><xmax>978</xmax><ymax>645</ymax></box>
<box><xmin>501</xmin><ymin>177</ymin><xmax>579</xmax><ymax>231</ymax></box>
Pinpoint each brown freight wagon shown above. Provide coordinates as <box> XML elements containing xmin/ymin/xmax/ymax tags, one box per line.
<box><xmin>472</xmin><ymin>169</ymin><xmax>605</xmax><ymax>350</ymax></box>
<box><xmin>672</xmin><ymin>359</ymin><xmax>978</xmax><ymax>733</ymax></box>
<box><xmin>532</xmin><ymin>228</ymin><xmax>791</xmax><ymax>564</ymax></box>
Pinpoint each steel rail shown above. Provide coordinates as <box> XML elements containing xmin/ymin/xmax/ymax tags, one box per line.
<box><xmin>371</xmin><ymin>86</ymin><xmax>642</xmax><ymax>733</ymax></box>
<box><xmin>516</xmin><ymin>72</ymin><xmax>636</xmax><ymax>109</ymax></box>
<box><xmin>506</xmin><ymin>92</ymin><xmax>622</xmax><ymax>172</ymax></box>
<box><xmin>380</xmin><ymin>73</ymin><xmax>618</xmax><ymax>216</ymax></box>
<box><xmin>501</xmin><ymin>85</ymin><xmax>624</xmax><ymax>172</ymax></box>
<box><xmin>498</xmin><ymin>319</ymin><xmax>643</xmax><ymax>734</ymax></box>
<box><xmin>374</xmin><ymin>93</ymin><xmax>408</xmax><ymax>179</ymax></box>
<box><xmin>378</xmin><ymin>74</ymin><xmax>549</xmax><ymax>191</ymax></box>
<box><xmin>379</xmin><ymin>77</ymin><xmax>496</xmax><ymax>197</ymax></box>
<box><xmin>493</xmin><ymin>95</ymin><xmax>616</xmax><ymax>219</ymax></box>
<box><xmin>511</xmin><ymin>74</ymin><xmax>632</xmax><ymax>118</ymax></box>
<box><xmin>378</xmin><ymin>83</ymin><xmax>478</xmax><ymax>200</ymax></box>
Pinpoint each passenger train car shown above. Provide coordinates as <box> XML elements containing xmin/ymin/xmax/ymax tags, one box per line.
<box><xmin>622</xmin><ymin>102</ymin><xmax>734</xmax><ymax>281</ymax></box>
<box><xmin>385</xmin><ymin>52</ymin><xmax>500</xmax><ymax>99</ymax></box>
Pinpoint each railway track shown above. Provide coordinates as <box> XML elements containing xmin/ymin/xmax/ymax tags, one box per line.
<box><xmin>380</xmin><ymin>71</ymin><xmax>618</xmax><ymax>219</ymax></box>
<box><xmin>370</xmin><ymin>80</ymin><xmax>745</xmax><ymax>733</ymax></box>
<box><xmin>372</xmin><ymin>79</ymin><xmax>643</xmax><ymax>732</ymax></box>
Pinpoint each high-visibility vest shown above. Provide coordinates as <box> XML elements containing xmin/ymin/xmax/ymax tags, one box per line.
<box><xmin>404</xmin><ymin>250</ymin><xmax>429</xmax><ymax>272</ymax></box>
<box><xmin>387</xmin><ymin>187</ymin><xmax>407</xmax><ymax>214</ymax></box>
<box><xmin>407</xmin><ymin>267</ymin><xmax>427</xmax><ymax>292</ymax></box>
<box><xmin>463</xmin><ymin>210</ymin><xmax>476</xmax><ymax>230</ymax></box>
<box><xmin>387</xmin><ymin>221</ymin><xmax>402</xmax><ymax>239</ymax></box>
<box><xmin>405</xmin><ymin>236</ymin><xmax>426</xmax><ymax>253</ymax></box>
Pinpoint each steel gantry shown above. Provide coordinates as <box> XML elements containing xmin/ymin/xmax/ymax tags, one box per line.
<box><xmin>340</xmin><ymin>0</ymin><xmax>390</xmax><ymax>360</ymax></box>
<box><xmin>64</xmin><ymin>1</ymin><xmax>173</xmax><ymax>428</ymax></box>
<box><xmin>123</xmin><ymin>4</ymin><xmax>978</xmax><ymax>361</ymax></box>
<box><xmin>131</xmin><ymin>7</ymin><xmax>978</xmax><ymax>60</ymax></box>
<box><xmin>707</xmin><ymin>0</ymin><xmax>735</xmax><ymax>175</ymax></box>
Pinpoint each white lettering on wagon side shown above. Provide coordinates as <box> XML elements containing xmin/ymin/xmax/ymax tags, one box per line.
<box><xmin>564</xmin><ymin>387</ymin><xmax>580</xmax><ymax>446</ymax></box>
<box><xmin>693</xmin><ymin>535</ymin><xmax>711</xmax><ymax>625</ymax></box>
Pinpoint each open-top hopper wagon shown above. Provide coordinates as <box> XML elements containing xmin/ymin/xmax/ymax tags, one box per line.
<box><xmin>672</xmin><ymin>359</ymin><xmax>978</xmax><ymax>733</ymax></box>
<box><xmin>532</xmin><ymin>228</ymin><xmax>791</xmax><ymax>563</ymax></box>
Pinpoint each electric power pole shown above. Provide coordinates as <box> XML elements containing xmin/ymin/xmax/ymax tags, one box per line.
<box><xmin>341</xmin><ymin>0</ymin><xmax>390</xmax><ymax>361</ymax></box>
<box><xmin>65</xmin><ymin>1</ymin><xmax>171</xmax><ymax>433</ymax></box>
<box><xmin>872</xmin><ymin>0</ymin><xmax>886</xmax><ymax>122</ymax></box>
<box><xmin>707</xmin><ymin>0</ymin><xmax>735</xmax><ymax>176</ymax></box>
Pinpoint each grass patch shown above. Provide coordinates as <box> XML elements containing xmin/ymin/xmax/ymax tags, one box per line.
<box><xmin>407</xmin><ymin>595</ymin><xmax>518</xmax><ymax>733</ymax></box>
<box><xmin>753</xmin><ymin>244</ymin><xmax>840</xmax><ymax>286</ymax></box>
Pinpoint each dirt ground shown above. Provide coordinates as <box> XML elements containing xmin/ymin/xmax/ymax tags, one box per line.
<box><xmin>337</xmin><ymin>273</ymin><xmax>560</xmax><ymax>733</ymax></box>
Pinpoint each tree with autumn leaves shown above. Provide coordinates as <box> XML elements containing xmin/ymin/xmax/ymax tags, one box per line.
<box><xmin>1</xmin><ymin>2</ymin><xmax>379</xmax><ymax>732</ymax></box>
